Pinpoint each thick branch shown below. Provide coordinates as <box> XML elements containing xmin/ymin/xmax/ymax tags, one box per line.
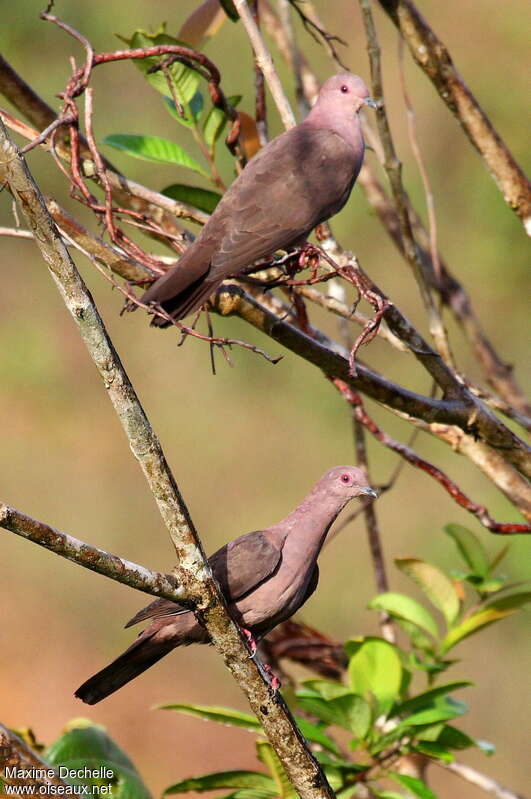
<box><xmin>0</xmin><ymin>724</ymin><xmax>70</xmax><ymax>792</ymax></box>
<box><xmin>376</xmin><ymin>0</ymin><xmax>531</xmax><ymax>231</ymax></box>
<box><xmin>0</xmin><ymin>503</ymin><xmax>187</xmax><ymax>603</ymax></box>
<box><xmin>0</xmin><ymin>122</ymin><xmax>335</xmax><ymax>799</ymax></box>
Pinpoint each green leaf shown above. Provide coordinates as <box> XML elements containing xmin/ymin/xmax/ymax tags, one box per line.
<box><xmin>488</xmin><ymin>543</ymin><xmax>510</xmax><ymax>573</ymax></box>
<box><xmin>397</xmin><ymin>697</ymin><xmax>467</xmax><ymax>728</ymax></box>
<box><xmin>300</xmin><ymin>679</ymin><xmax>352</xmax><ymax>701</ymax></box>
<box><xmin>219</xmin><ymin>0</ymin><xmax>240</xmax><ymax>22</ymax></box>
<box><xmin>164</xmin><ymin>770</ymin><xmax>275</xmax><ymax>794</ymax></box>
<box><xmin>256</xmin><ymin>741</ymin><xmax>297</xmax><ymax>799</ymax></box>
<box><xmin>103</xmin><ymin>134</ymin><xmax>208</xmax><ymax>176</ymax></box>
<box><xmin>297</xmin><ymin>694</ymin><xmax>372</xmax><ymax>738</ymax></box>
<box><xmin>203</xmin><ymin>95</ymin><xmax>242</xmax><ymax>148</ymax></box>
<box><xmin>444</xmin><ymin>524</ymin><xmax>489</xmax><ymax>577</ymax></box>
<box><xmin>156</xmin><ymin>703</ymin><xmax>261</xmax><ymax>731</ymax></box>
<box><xmin>347</xmin><ymin>638</ymin><xmax>403</xmax><ymax>716</ymax></box>
<box><xmin>45</xmin><ymin>724</ymin><xmax>150</xmax><ymax>798</ymax></box>
<box><xmin>161</xmin><ymin>184</ymin><xmax>221</xmax><ymax>214</ymax></box>
<box><xmin>217</xmin><ymin>791</ymin><xmax>277</xmax><ymax>799</ymax></box>
<box><xmin>163</xmin><ymin>93</ymin><xmax>204</xmax><ymax>129</ymax></box>
<box><xmin>395</xmin><ymin>558</ymin><xmax>460</xmax><ymax>626</ymax></box>
<box><xmin>390</xmin><ymin>772</ymin><xmax>439</xmax><ymax>799</ymax></box>
<box><xmin>294</xmin><ymin>717</ymin><xmax>340</xmax><ymax>755</ymax></box>
<box><xmin>436</xmin><ymin>725</ymin><xmax>475</xmax><ymax>750</ymax></box>
<box><xmin>369</xmin><ymin>592</ymin><xmax>439</xmax><ymax>638</ymax></box>
<box><xmin>392</xmin><ymin>682</ymin><xmax>471</xmax><ymax>717</ymax></box>
<box><xmin>412</xmin><ymin>742</ymin><xmax>454</xmax><ymax>762</ymax></box>
<box><xmin>441</xmin><ymin>592</ymin><xmax>531</xmax><ymax>652</ymax></box>
<box><xmin>125</xmin><ymin>28</ymin><xmax>200</xmax><ymax>102</ymax></box>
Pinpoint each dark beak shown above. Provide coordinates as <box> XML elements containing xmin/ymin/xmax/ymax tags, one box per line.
<box><xmin>360</xmin><ymin>485</ymin><xmax>379</xmax><ymax>499</ymax></box>
<box><xmin>364</xmin><ymin>97</ymin><xmax>379</xmax><ymax>110</ymax></box>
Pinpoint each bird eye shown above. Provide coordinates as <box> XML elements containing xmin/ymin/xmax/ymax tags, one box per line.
<box><xmin>340</xmin><ymin>85</ymin><xmax>349</xmax><ymax>94</ymax></box>
<box><xmin>340</xmin><ymin>473</ymin><xmax>351</xmax><ymax>484</ymax></box>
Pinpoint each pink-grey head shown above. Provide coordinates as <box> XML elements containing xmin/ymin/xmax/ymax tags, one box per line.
<box><xmin>317</xmin><ymin>465</ymin><xmax>379</xmax><ymax>501</ymax></box>
<box><xmin>314</xmin><ymin>73</ymin><xmax>378</xmax><ymax>115</ymax></box>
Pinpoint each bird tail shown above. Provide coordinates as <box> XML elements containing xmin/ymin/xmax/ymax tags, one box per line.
<box><xmin>75</xmin><ymin>631</ymin><xmax>175</xmax><ymax>705</ymax></box>
<box><xmin>148</xmin><ymin>276</ymin><xmax>219</xmax><ymax>327</ymax></box>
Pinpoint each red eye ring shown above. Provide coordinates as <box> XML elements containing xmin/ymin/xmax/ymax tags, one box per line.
<box><xmin>340</xmin><ymin>85</ymin><xmax>349</xmax><ymax>93</ymax></box>
<box><xmin>340</xmin><ymin>473</ymin><xmax>351</xmax><ymax>483</ymax></box>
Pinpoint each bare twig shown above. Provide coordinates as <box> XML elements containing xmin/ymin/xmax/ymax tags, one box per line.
<box><xmin>0</xmin><ymin>503</ymin><xmax>186</xmax><ymax>604</ymax></box>
<box><xmin>0</xmin><ymin>121</ymin><xmax>335</xmax><ymax>799</ymax></box>
<box><xmin>376</xmin><ymin>0</ymin><xmax>531</xmax><ymax>231</ymax></box>
<box><xmin>287</xmin><ymin>0</ymin><xmax>349</xmax><ymax>70</ymax></box>
<box><xmin>359</xmin><ymin>0</ymin><xmax>454</xmax><ymax>366</ymax></box>
<box><xmin>436</xmin><ymin>759</ymin><xmax>526</xmax><ymax>799</ymax></box>
<box><xmin>332</xmin><ymin>379</ymin><xmax>531</xmax><ymax>535</ymax></box>
<box><xmin>233</xmin><ymin>0</ymin><xmax>296</xmax><ymax>129</ymax></box>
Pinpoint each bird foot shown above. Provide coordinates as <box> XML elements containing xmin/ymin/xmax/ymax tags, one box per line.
<box><xmin>241</xmin><ymin>627</ymin><xmax>257</xmax><ymax>658</ymax></box>
<box><xmin>297</xmin><ymin>242</ymin><xmax>320</xmax><ymax>270</ymax></box>
<box><xmin>261</xmin><ymin>662</ymin><xmax>281</xmax><ymax>696</ymax></box>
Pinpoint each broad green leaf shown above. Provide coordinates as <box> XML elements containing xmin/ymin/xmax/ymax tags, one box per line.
<box><xmin>347</xmin><ymin>638</ymin><xmax>402</xmax><ymax>716</ymax></box>
<box><xmin>124</xmin><ymin>28</ymin><xmax>200</xmax><ymax>102</ymax></box>
<box><xmin>369</xmin><ymin>592</ymin><xmax>439</xmax><ymax>638</ymax></box>
<box><xmin>412</xmin><ymin>742</ymin><xmax>454</xmax><ymax>762</ymax></box>
<box><xmin>45</xmin><ymin>724</ymin><xmax>149</xmax><ymax>799</ymax></box>
<box><xmin>294</xmin><ymin>717</ymin><xmax>340</xmax><ymax>754</ymax></box>
<box><xmin>297</xmin><ymin>694</ymin><xmax>372</xmax><ymax>738</ymax></box>
<box><xmin>162</xmin><ymin>184</ymin><xmax>221</xmax><ymax>214</ymax></box>
<box><xmin>436</xmin><ymin>725</ymin><xmax>475</xmax><ymax>750</ymax></box>
<box><xmin>103</xmin><ymin>134</ymin><xmax>208</xmax><ymax>176</ymax></box>
<box><xmin>392</xmin><ymin>682</ymin><xmax>471</xmax><ymax>717</ymax></box>
<box><xmin>219</xmin><ymin>0</ymin><xmax>240</xmax><ymax>21</ymax></box>
<box><xmin>396</xmin><ymin>558</ymin><xmax>460</xmax><ymax>626</ymax></box>
<box><xmin>397</xmin><ymin>619</ymin><xmax>436</xmax><ymax>653</ymax></box>
<box><xmin>390</xmin><ymin>772</ymin><xmax>439</xmax><ymax>799</ymax></box>
<box><xmin>300</xmin><ymin>679</ymin><xmax>352</xmax><ymax>701</ymax></box>
<box><xmin>163</xmin><ymin>92</ymin><xmax>204</xmax><ymax>128</ymax></box>
<box><xmin>444</xmin><ymin>524</ymin><xmax>489</xmax><ymax>577</ymax></box>
<box><xmin>256</xmin><ymin>741</ymin><xmax>297</xmax><ymax>799</ymax></box>
<box><xmin>397</xmin><ymin>697</ymin><xmax>467</xmax><ymax>728</ymax></box>
<box><xmin>488</xmin><ymin>543</ymin><xmax>510</xmax><ymax>573</ymax></box>
<box><xmin>441</xmin><ymin>592</ymin><xmax>531</xmax><ymax>652</ymax></box>
<box><xmin>156</xmin><ymin>703</ymin><xmax>261</xmax><ymax>731</ymax></box>
<box><xmin>314</xmin><ymin>752</ymin><xmax>367</xmax><ymax>773</ymax></box>
<box><xmin>203</xmin><ymin>94</ymin><xmax>242</xmax><ymax>148</ymax></box>
<box><xmin>164</xmin><ymin>770</ymin><xmax>275</xmax><ymax>794</ymax></box>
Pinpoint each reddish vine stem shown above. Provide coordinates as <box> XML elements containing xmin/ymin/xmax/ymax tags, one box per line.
<box><xmin>332</xmin><ymin>379</ymin><xmax>531</xmax><ymax>535</ymax></box>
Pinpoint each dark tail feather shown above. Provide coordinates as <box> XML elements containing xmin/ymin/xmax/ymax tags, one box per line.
<box><xmin>75</xmin><ymin>632</ymin><xmax>174</xmax><ymax>705</ymax></box>
<box><xmin>149</xmin><ymin>277</ymin><xmax>219</xmax><ymax>327</ymax></box>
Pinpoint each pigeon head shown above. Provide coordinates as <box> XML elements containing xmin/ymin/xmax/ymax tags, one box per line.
<box><xmin>316</xmin><ymin>74</ymin><xmax>375</xmax><ymax>115</ymax></box>
<box><xmin>320</xmin><ymin>465</ymin><xmax>379</xmax><ymax>501</ymax></box>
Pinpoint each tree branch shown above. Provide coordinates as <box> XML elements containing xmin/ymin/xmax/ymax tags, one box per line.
<box><xmin>0</xmin><ymin>120</ymin><xmax>335</xmax><ymax>799</ymax></box>
<box><xmin>376</xmin><ymin>0</ymin><xmax>531</xmax><ymax>231</ymax></box>
<box><xmin>436</xmin><ymin>759</ymin><xmax>526</xmax><ymax>799</ymax></box>
<box><xmin>0</xmin><ymin>724</ymin><xmax>70</xmax><ymax>792</ymax></box>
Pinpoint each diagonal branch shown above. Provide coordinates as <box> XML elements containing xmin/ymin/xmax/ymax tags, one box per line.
<box><xmin>376</xmin><ymin>0</ymin><xmax>531</xmax><ymax>231</ymax></box>
<box><xmin>0</xmin><ymin>120</ymin><xmax>335</xmax><ymax>799</ymax></box>
<box><xmin>0</xmin><ymin>503</ymin><xmax>186</xmax><ymax>604</ymax></box>
<box><xmin>0</xmin><ymin>724</ymin><xmax>70</xmax><ymax>793</ymax></box>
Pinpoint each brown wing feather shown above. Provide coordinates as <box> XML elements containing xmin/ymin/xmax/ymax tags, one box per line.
<box><xmin>125</xmin><ymin>529</ymin><xmax>286</xmax><ymax>628</ymax></box>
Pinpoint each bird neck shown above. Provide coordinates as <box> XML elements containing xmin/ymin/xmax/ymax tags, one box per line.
<box><xmin>304</xmin><ymin>103</ymin><xmax>365</xmax><ymax>155</ymax></box>
<box><xmin>274</xmin><ymin>489</ymin><xmax>348</xmax><ymax>564</ymax></box>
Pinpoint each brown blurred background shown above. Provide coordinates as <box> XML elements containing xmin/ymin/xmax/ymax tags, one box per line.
<box><xmin>1</xmin><ymin>1</ymin><xmax>529</xmax><ymax>796</ymax></box>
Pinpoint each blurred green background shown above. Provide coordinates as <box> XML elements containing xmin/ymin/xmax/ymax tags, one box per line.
<box><xmin>1</xmin><ymin>1</ymin><xmax>529</xmax><ymax>796</ymax></box>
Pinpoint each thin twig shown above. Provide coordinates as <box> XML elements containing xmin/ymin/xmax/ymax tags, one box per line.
<box><xmin>436</xmin><ymin>759</ymin><xmax>526</xmax><ymax>799</ymax></box>
<box><xmin>233</xmin><ymin>0</ymin><xmax>296</xmax><ymax>129</ymax></box>
<box><xmin>376</xmin><ymin>0</ymin><xmax>531</xmax><ymax>231</ymax></box>
<box><xmin>358</xmin><ymin>0</ymin><xmax>455</xmax><ymax>366</ymax></box>
<box><xmin>332</xmin><ymin>379</ymin><xmax>531</xmax><ymax>535</ymax></box>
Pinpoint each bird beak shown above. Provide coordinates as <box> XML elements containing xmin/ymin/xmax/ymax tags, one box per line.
<box><xmin>360</xmin><ymin>485</ymin><xmax>379</xmax><ymax>499</ymax></box>
<box><xmin>364</xmin><ymin>97</ymin><xmax>379</xmax><ymax>110</ymax></box>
